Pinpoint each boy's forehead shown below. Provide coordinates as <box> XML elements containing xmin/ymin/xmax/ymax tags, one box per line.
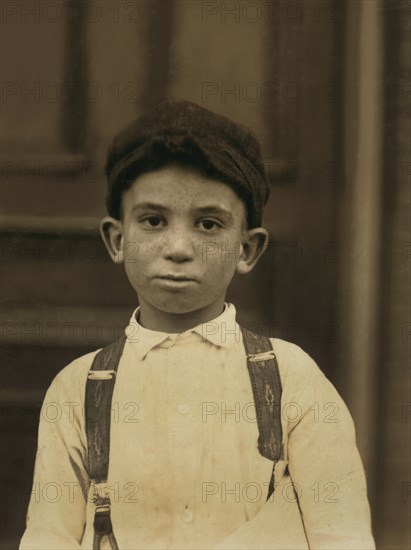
<box><xmin>125</xmin><ymin>163</ymin><xmax>246</xmax><ymax>213</ymax></box>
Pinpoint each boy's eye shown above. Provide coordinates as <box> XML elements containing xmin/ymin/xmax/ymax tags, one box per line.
<box><xmin>141</xmin><ymin>215</ymin><xmax>165</xmax><ymax>228</ymax></box>
<box><xmin>198</xmin><ymin>219</ymin><xmax>222</xmax><ymax>231</ymax></box>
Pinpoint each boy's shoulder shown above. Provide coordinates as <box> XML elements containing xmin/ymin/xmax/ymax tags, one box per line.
<box><xmin>45</xmin><ymin>348</ymin><xmax>101</xmax><ymax>400</ymax></box>
<box><xmin>269</xmin><ymin>337</ymin><xmax>321</xmax><ymax>375</ymax></box>
<box><xmin>268</xmin><ymin>337</ymin><xmax>328</xmax><ymax>398</ymax></box>
<box><xmin>269</xmin><ymin>337</ymin><xmax>352</xmax><ymax>426</ymax></box>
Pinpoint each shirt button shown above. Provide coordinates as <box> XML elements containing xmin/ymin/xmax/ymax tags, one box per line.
<box><xmin>177</xmin><ymin>404</ymin><xmax>190</xmax><ymax>414</ymax></box>
<box><xmin>182</xmin><ymin>509</ymin><xmax>193</xmax><ymax>522</ymax></box>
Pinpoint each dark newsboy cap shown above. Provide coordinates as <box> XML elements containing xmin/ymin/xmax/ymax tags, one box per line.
<box><xmin>105</xmin><ymin>99</ymin><xmax>270</xmax><ymax>227</ymax></box>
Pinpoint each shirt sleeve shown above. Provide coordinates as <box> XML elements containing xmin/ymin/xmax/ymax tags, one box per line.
<box><xmin>19</xmin><ymin>356</ymin><xmax>93</xmax><ymax>549</ymax></box>
<box><xmin>283</xmin><ymin>349</ymin><xmax>375</xmax><ymax>550</ymax></box>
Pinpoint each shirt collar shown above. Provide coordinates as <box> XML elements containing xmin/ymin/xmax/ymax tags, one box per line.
<box><xmin>125</xmin><ymin>303</ymin><xmax>241</xmax><ymax>361</ymax></box>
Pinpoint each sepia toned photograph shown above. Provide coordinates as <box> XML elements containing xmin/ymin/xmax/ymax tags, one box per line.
<box><xmin>0</xmin><ymin>1</ymin><xmax>410</xmax><ymax>549</ymax></box>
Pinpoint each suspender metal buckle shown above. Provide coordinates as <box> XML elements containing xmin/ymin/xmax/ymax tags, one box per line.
<box><xmin>88</xmin><ymin>370</ymin><xmax>116</xmax><ymax>380</ymax></box>
<box><xmin>247</xmin><ymin>350</ymin><xmax>276</xmax><ymax>363</ymax></box>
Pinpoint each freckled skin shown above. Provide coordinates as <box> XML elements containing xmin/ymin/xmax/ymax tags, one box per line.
<box><xmin>101</xmin><ymin>162</ymin><xmax>268</xmax><ymax>332</ymax></box>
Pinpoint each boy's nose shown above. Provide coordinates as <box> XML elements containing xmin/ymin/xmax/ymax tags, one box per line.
<box><xmin>163</xmin><ymin>229</ymin><xmax>196</xmax><ymax>262</ymax></box>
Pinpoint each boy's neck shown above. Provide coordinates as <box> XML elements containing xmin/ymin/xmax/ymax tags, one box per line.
<box><xmin>137</xmin><ymin>298</ymin><xmax>226</xmax><ymax>333</ymax></box>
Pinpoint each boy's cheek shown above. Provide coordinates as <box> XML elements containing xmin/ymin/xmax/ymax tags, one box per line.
<box><xmin>201</xmin><ymin>240</ymin><xmax>243</xmax><ymax>265</ymax></box>
<box><xmin>122</xmin><ymin>235</ymin><xmax>162</xmax><ymax>258</ymax></box>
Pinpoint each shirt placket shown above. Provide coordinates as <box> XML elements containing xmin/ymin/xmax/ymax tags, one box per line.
<box><xmin>163</xmin><ymin>336</ymin><xmax>204</xmax><ymax>548</ymax></box>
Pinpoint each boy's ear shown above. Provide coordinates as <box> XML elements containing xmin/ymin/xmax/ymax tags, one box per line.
<box><xmin>236</xmin><ymin>227</ymin><xmax>269</xmax><ymax>275</ymax></box>
<box><xmin>100</xmin><ymin>216</ymin><xmax>124</xmax><ymax>264</ymax></box>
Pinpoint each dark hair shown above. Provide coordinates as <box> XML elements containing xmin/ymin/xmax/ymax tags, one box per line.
<box><xmin>106</xmin><ymin>140</ymin><xmax>250</xmax><ymax>226</ymax></box>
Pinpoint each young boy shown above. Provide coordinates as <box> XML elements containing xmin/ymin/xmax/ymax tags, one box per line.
<box><xmin>20</xmin><ymin>100</ymin><xmax>375</xmax><ymax>549</ymax></box>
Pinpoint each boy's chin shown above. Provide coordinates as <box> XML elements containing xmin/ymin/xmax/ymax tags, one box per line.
<box><xmin>140</xmin><ymin>294</ymin><xmax>224</xmax><ymax>317</ymax></box>
<box><xmin>151</xmin><ymin>300</ymin><xmax>207</xmax><ymax>316</ymax></box>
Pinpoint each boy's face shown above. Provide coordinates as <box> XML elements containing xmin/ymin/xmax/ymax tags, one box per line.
<box><xmin>101</xmin><ymin>162</ymin><xmax>268</xmax><ymax>331</ymax></box>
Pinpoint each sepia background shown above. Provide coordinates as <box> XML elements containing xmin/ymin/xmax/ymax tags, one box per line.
<box><xmin>1</xmin><ymin>0</ymin><xmax>410</xmax><ymax>548</ymax></box>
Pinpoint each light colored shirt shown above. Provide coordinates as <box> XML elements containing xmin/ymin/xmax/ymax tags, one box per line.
<box><xmin>20</xmin><ymin>303</ymin><xmax>375</xmax><ymax>549</ymax></box>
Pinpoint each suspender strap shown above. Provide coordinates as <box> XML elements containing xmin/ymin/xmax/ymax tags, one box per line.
<box><xmin>86</xmin><ymin>335</ymin><xmax>127</xmax><ymax>482</ymax></box>
<box><xmin>86</xmin><ymin>335</ymin><xmax>126</xmax><ymax>550</ymax></box>
<box><xmin>241</xmin><ymin>326</ymin><xmax>283</xmax><ymax>501</ymax></box>
<box><xmin>240</xmin><ymin>326</ymin><xmax>284</xmax><ymax>463</ymax></box>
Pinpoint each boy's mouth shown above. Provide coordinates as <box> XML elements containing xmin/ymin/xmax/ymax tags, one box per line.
<box><xmin>156</xmin><ymin>274</ymin><xmax>197</xmax><ymax>282</ymax></box>
<box><xmin>154</xmin><ymin>274</ymin><xmax>198</xmax><ymax>288</ymax></box>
